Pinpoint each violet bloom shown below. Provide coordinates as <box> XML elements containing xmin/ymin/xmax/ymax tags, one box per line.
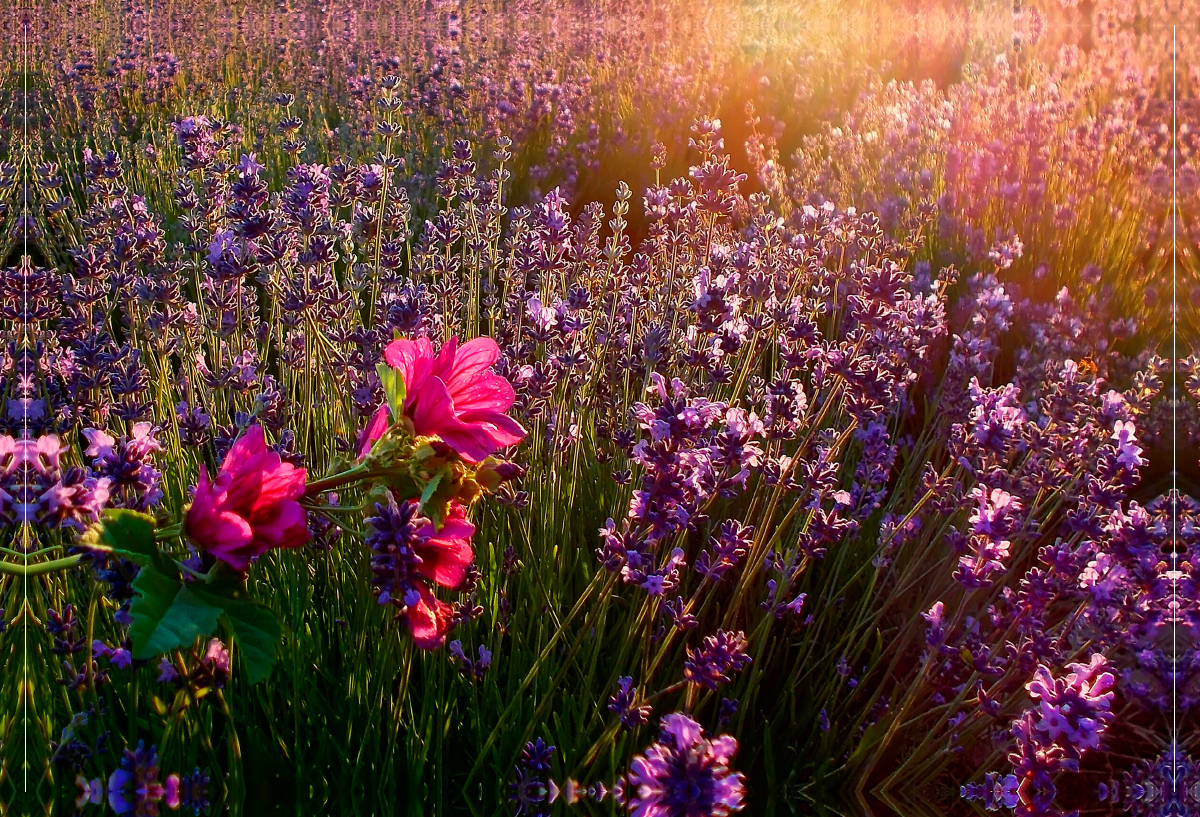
<box><xmin>617</xmin><ymin>713</ymin><xmax>746</xmax><ymax>817</ymax></box>
<box><xmin>177</xmin><ymin>768</ymin><xmax>210</xmax><ymax>815</ymax></box>
<box><xmin>1026</xmin><ymin>654</ymin><xmax>1116</xmax><ymax>757</ymax></box>
<box><xmin>76</xmin><ymin>774</ymin><xmax>104</xmax><ymax>807</ymax></box>
<box><xmin>510</xmin><ymin>739</ymin><xmax>554</xmax><ymax>817</ymax></box>
<box><xmin>15</xmin><ymin>434</ymin><xmax>111</xmax><ymax>530</ymax></box>
<box><xmin>157</xmin><ymin>658</ymin><xmax>181</xmax><ymax>685</ymax></box>
<box><xmin>961</xmin><ymin>772</ymin><xmax>1020</xmax><ymax>810</ymax></box>
<box><xmin>921</xmin><ymin>601</ymin><xmax>945</xmax><ymax>646</ymax></box>
<box><xmin>83</xmin><ymin>423</ymin><xmax>164</xmax><ymax>510</ymax></box>
<box><xmin>191</xmin><ymin>638</ymin><xmax>231</xmax><ymax>689</ymax></box>
<box><xmin>683</xmin><ymin>631</ymin><xmax>752</xmax><ymax>691</ymax></box>
<box><xmin>1111</xmin><ymin>420</ymin><xmax>1144</xmax><ymax>470</ymax></box>
<box><xmin>361</xmin><ymin>336</ymin><xmax>526</xmax><ymax>463</ymax></box>
<box><xmin>107</xmin><ymin>741</ymin><xmax>166</xmax><ymax>816</ymax></box>
<box><xmin>967</xmin><ymin>378</ymin><xmax>1024</xmax><ymax>454</ymax></box>
<box><xmin>954</xmin><ymin>485</ymin><xmax>1021</xmax><ymax>588</ymax></box>
<box><xmin>1079</xmin><ymin>551</ymin><xmax>1128</xmax><ymax>603</ymax></box>
<box><xmin>608</xmin><ymin>676</ymin><xmax>652</xmax><ymax>729</ymax></box>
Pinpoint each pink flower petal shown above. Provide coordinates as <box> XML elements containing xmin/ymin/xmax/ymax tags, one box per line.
<box><xmin>430</xmin><ymin>335</ymin><xmax>460</xmax><ymax>381</ymax></box>
<box><xmin>446</xmin><ymin>371</ymin><xmax>516</xmax><ymax>414</ymax></box>
<box><xmin>357</xmin><ymin>403</ymin><xmax>392</xmax><ymax>458</ymax></box>
<box><xmin>415</xmin><ymin>505</ymin><xmax>475</xmax><ymax>588</ymax></box>
<box><xmin>454</xmin><ymin>409</ymin><xmax>526</xmax><ymax>447</ymax></box>
<box><xmin>250</xmin><ymin>500</ymin><xmax>310</xmax><ymax>553</ymax></box>
<box><xmin>384</xmin><ymin>337</ymin><xmax>435</xmax><ymax>408</ymax></box>
<box><xmin>190</xmin><ymin>511</ymin><xmax>254</xmax><ymax>570</ymax></box>
<box><xmin>445</xmin><ymin>336</ymin><xmax>501</xmax><ymax>387</ymax></box>
<box><xmin>407</xmin><ymin>585</ymin><xmax>454</xmax><ymax>649</ymax></box>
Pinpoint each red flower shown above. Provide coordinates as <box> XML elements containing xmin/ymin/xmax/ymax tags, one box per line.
<box><xmin>184</xmin><ymin>425</ymin><xmax>309</xmax><ymax>571</ymax></box>
<box><xmin>359</xmin><ymin>336</ymin><xmax>525</xmax><ymax>462</ymax></box>
<box><xmin>406</xmin><ymin>502</ymin><xmax>474</xmax><ymax>648</ymax></box>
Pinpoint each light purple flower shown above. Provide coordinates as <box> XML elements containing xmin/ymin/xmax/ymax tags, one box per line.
<box><xmin>617</xmin><ymin>713</ymin><xmax>745</xmax><ymax>817</ymax></box>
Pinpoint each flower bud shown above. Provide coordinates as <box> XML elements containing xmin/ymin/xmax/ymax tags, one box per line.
<box><xmin>475</xmin><ymin>458</ymin><xmax>525</xmax><ymax>492</ymax></box>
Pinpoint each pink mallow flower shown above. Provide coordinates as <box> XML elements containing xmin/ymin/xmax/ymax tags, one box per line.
<box><xmin>184</xmin><ymin>425</ymin><xmax>308</xmax><ymax>571</ymax></box>
<box><xmin>358</xmin><ymin>336</ymin><xmax>525</xmax><ymax>462</ymax></box>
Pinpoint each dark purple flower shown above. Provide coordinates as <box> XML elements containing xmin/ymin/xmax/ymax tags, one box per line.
<box><xmin>616</xmin><ymin>713</ymin><xmax>745</xmax><ymax>816</ymax></box>
<box><xmin>177</xmin><ymin>768</ymin><xmax>210</xmax><ymax>815</ymax></box>
<box><xmin>107</xmin><ymin>741</ymin><xmax>166</xmax><ymax>816</ymax></box>
<box><xmin>608</xmin><ymin>676</ymin><xmax>652</xmax><ymax>729</ymax></box>
<box><xmin>684</xmin><ymin>630</ymin><xmax>752</xmax><ymax>691</ymax></box>
<box><xmin>510</xmin><ymin>739</ymin><xmax>555</xmax><ymax>817</ymax></box>
<box><xmin>1025</xmin><ymin>654</ymin><xmax>1116</xmax><ymax>757</ymax></box>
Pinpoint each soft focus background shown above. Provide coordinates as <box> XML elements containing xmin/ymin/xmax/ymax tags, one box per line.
<box><xmin>0</xmin><ymin>1</ymin><xmax>1196</xmax><ymax>816</ymax></box>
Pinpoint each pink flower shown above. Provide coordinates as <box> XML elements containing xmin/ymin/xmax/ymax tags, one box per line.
<box><xmin>184</xmin><ymin>425</ymin><xmax>309</xmax><ymax>571</ymax></box>
<box><xmin>405</xmin><ymin>503</ymin><xmax>475</xmax><ymax>649</ymax></box>
<box><xmin>163</xmin><ymin>775</ymin><xmax>180</xmax><ymax>810</ymax></box>
<box><xmin>359</xmin><ymin>336</ymin><xmax>525</xmax><ymax>462</ymax></box>
<box><xmin>414</xmin><ymin>502</ymin><xmax>476</xmax><ymax>590</ymax></box>
<box><xmin>404</xmin><ymin>583</ymin><xmax>457</xmax><ymax>650</ymax></box>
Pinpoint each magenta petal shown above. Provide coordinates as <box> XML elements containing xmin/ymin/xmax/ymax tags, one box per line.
<box><xmin>382</xmin><ymin>334</ymin><xmax>523</xmax><ymax>463</ymax></box>
<box><xmin>415</xmin><ymin>539</ymin><xmax>473</xmax><ymax>588</ymax></box>
<box><xmin>251</xmin><ymin>500</ymin><xmax>309</xmax><ymax>551</ymax></box>
<box><xmin>357</xmin><ymin>403</ymin><xmax>392</xmax><ymax>458</ymax></box>
<box><xmin>185</xmin><ymin>424</ymin><xmax>310</xmax><ymax>569</ymax></box>
<box><xmin>196</xmin><ymin>511</ymin><xmax>254</xmax><ymax>570</ymax></box>
<box><xmin>446</xmin><ymin>336</ymin><xmax>501</xmax><ymax>384</ymax></box>
<box><xmin>436</xmin><ymin>426</ymin><xmax>502</xmax><ymax>464</ymax></box>
<box><xmin>453</xmin><ymin>410</ymin><xmax>527</xmax><ymax>447</ymax></box>
<box><xmin>415</xmin><ymin>507</ymin><xmax>475</xmax><ymax>587</ymax></box>
<box><xmin>384</xmin><ymin>337</ymin><xmax>434</xmax><ymax>406</ymax></box>
<box><xmin>252</xmin><ymin>459</ymin><xmax>307</xmax><ymax>506</ymax></box>
<box><xmin>407</xmin><ymin>375</ymin><xmax>466</xmax><ymax>436</ymax></box>
<box><xmin>429</xmin><ymin>335</ymin><xmax>460</xmax><ymax>381</ymax></box>
<box><xmin>222</xmin><ymin>425</ymin><xmax>266</xmax><ymax>474</ymax></box>
<box><xmin>447</xmin><ymin>372</ymin><xmax>516</xmax><ymax>414</ymax></box>
<box><xmin>407</xmin><ymin>585</ymin><xmax>453</xmax><ymax>649</ymax></box>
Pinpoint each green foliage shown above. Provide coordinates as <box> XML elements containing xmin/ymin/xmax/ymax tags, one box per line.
<box><xmin>90</xmin><ymin>511</ymin><xmax>283</xmax><ymax>683</ymax></box>
<box><xmin>87</xmin><ymin>509</ymin><xmax>160</xmax><ymax>567</ymax></box>
<box><xmin>377</xmin><ymin>362</ymin><xmax>408</xmax><ymax>423</ymax></box>
<box><xmin>129</xmin><ymin>573</ymin><xmax>221</xmax><ymax>659</ymax></box>
<box><xmin>218</xmin><ymin>601</ymin><xmax>283</xmax><ymax>685</ymax></box>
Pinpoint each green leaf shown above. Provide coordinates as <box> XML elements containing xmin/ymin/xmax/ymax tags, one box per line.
<box><xmin>202</xmin><ymin>562</ymin><xmax>253</xmax><ymax>603</ymax></box>
<box><xmin>92</xmin><ymin>509</ymin><xmax>159</xmax><ymax>566</ymax></box>
<box><xmin>422</xmin><ymin>466</ymin><xmax>463</xmax><ymax>530</ymax></box>
<box><xmin>376</xmin><ymin>362</ymin><xmax>407</xmax><ymax>422</ymax></box>
<box><xmin>221</xmin><ymin>602</ymin><xmax>282</xmax><ymax>685</ymax></box>
<box><xmin>419</xmin><ymin>469</ymin><xmax>444</xmax><ymax>512</ymax></box>
<box><xmin>129</xmin><ymin>572</ymin><xmax>223</xmax><ymax>660</ymax></box>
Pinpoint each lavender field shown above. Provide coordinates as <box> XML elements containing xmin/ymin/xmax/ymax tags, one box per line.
<box><xmin>0</xmin><ymin>0</ymin><xmax>1197</xmax><ymax>815</ymax></box>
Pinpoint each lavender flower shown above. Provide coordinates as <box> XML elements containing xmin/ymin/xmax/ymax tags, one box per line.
<box><xmin>684</xmin><ymin>631</ymin><xmax>752</xmax><ymax>691</ymax></box>
<box><xmin>608</xmin><ymin>676</ymin><xmax>652</xmax><ymax>730</ymax></box>
<box><xmin>107</xmin><ymin>741</ymin><xmax>167</xmax><ymax>816</ymax></box>
<box><xmin>616</xmin><ymin>714</ymin><xmax>745</xmax><ymax>816</ymax></box>
<box><xmin>510</xmin><ymin>739</ymin><xmax>554</xmax><ymax>817</ymax></box>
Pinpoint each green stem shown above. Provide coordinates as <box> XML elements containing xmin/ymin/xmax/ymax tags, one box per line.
<box><xmin>0</xmin><ymin>554</ymin><xmax>86</xmax><ymax>576</ymax></box>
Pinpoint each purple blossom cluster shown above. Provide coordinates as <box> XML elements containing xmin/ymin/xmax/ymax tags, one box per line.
<box><xmin>615</xmin><ymin>714</ymin><xmax>745</xmax><ymax>817</ymax></box>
